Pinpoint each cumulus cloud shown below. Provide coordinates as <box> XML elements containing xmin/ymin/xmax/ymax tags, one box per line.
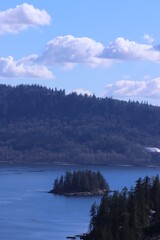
<box><xmin>38</xmin><ymin>35</ymin><xmax>112</xmax><ymax>67</ymax></box>
<box><xmin>36</xmin><ymin>35</ymin><xmax>160</xmax><ymax>69</ymax></box>
<box><xmin>0</xmin><ymin>56</ymin><xmax>53</xmax><ymax>79</ymax></box>
<box><xmin>102</xmin><ymin>78</ymin><xmax>160</xmax><ymax>99</ymax></box>
<box><xmin>101</xmin><ymin>37</ymin><xmax>160</xmax><ymax>62</ymax></box>
<box><xmin>0</xmin><ymin>3</ymin><xmax>51</xmax><ymax>34</ymax></box>
<box><xmin>70</xmin><ymin>88</ymin><xmax>92</xmax><ymax>96</ymax></box>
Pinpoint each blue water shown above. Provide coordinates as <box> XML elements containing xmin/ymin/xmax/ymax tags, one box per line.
<box><xmin>0</xmin><ymin>165</ymin><xmax>160</xmax><ymax>240</ymax></box>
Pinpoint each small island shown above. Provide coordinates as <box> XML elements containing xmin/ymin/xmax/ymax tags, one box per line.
<box><xmin>49</xmin><ymin>170</ymin><xmax>109</xmax><ymax>196</ymax></box>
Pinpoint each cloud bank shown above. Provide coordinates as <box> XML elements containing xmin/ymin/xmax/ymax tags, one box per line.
<box><xmin>102</xmin><ymin>78</ymin><xmax>160</xmax><ymax>99</ymax></box>
<box><xmin>37</xmin><ymin>35</ymin><xmax>160</xmax><ymax>69</ymax></box>
<box><xmin>0</xmin><ymin>3</ymin><xmax>51</xmax><ymax>34</ymax></box>
<box><xmin>1</xmin><ymin>34</ymin><xmax>160</xmax><ymax>80</ymax></box>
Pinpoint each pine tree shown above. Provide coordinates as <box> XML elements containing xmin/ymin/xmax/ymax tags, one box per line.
<box><xmin>89</xmin><ymin>202</ymin><xmax>97</xmax><ymax>231</ymax></box>
<box><xmin>152</xmin><ymin>175</ymin><xmax>160</xmax><ymax>222</ymax></box>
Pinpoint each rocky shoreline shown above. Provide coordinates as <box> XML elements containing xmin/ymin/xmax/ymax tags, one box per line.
<box><xmin>49</xmin><ymin>189</ymin><xmax>107</xmax><ymax>196</ymax></box>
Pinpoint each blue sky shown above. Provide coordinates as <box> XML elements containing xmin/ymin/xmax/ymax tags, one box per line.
<box><xmin>0</xmin><ymin>1</ymin><xmax>160</xmax><ymax>105</ymax></box>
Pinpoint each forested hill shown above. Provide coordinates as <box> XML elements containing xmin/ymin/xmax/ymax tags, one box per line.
<box><xmin>0</xmin><ymin>84</ymin><xmax>160</xmax><ymax>165</ymax></box>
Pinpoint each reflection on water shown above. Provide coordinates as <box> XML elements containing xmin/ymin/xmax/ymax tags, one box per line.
<box><xmin>0</xmin><ymin>165</ymin><xmax>160</xmax><ymax>240</ymax></box>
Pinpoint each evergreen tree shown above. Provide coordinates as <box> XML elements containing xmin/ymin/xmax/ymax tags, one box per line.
<box><xmin>50</xmin><ymin>170</ymin><xmax>108</xmax><ymax>194</ymax></box>
<box><xmin>152</xmin><ymin>175</ymin><xmax>160</xmax><ymax>222</ymax></box>
<box><xmin>85</xmin><ymin>175</ymin><xmax>160</xmax><ymax>240</ymax></box>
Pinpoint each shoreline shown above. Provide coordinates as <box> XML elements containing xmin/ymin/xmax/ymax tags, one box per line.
<box><xmin>49</xmin><ymin>189</ymin><xmax>107</xmax><ymax>197</ymax></box>
<box><xmin>1</xmin><ymin>161</ymin><xmax>160</xmax><ymax>168</ymax></box>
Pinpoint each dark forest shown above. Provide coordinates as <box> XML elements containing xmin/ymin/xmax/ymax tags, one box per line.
<box><xmin>0</xmin><ymin>84</ymin><xmax>159</xmax><ymax>165</ymax></box>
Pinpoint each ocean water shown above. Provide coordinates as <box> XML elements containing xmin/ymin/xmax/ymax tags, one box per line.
<box><xmin>0</xmin><ymin>164</ymin><xmax>160</xmax><ymax>240</ymax></box>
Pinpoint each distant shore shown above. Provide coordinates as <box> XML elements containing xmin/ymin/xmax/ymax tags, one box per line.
<box><xmin>0</xmin><ymin>161</ymin><xmax>160</xmax><ymax>168</ymax></box>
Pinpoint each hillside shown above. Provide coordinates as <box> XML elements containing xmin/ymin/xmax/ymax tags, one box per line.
<box><xmin>0</xmin><ymin>84</ymin><xmax>160</xmax><ymax>165</ymax></box>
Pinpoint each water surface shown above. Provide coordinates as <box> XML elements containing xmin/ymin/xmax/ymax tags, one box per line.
<box><xmin>0</xmin><ymin>165</ymin><xmax>160</xmax><ymax>240</ymax></box>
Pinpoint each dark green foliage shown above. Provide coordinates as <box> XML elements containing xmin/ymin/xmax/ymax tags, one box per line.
<box><xmin>0</xmin><ymin>84</ymin><xmax>160</xmax><ymax>165</ymax></box>
<box><xmin>51</xmin><ymin>170</ymin><xmax>109</xmax><ymax>194</ymax></box>
<box><xmin>85</xmin><ymin>175</ymin><xmax>160</xmax><ymax>240</ymax></box>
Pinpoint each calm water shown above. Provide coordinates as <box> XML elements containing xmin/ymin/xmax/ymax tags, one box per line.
<box><xmin>1</xmin><ymin>165</ymin><xmax>160</xmax><ymax>240</ymax></box>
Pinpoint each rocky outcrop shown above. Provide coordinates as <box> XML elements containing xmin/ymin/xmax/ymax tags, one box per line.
<box><xmin>63</xmin><ymin>189</ymin><xmax>107</xmax><ymax>196</ymax></box>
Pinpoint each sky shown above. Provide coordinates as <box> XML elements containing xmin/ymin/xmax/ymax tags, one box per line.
<box><xmin>0</xmin><ymin>1</ymin><xmax>160</xmax><ymax>105</ymax></box>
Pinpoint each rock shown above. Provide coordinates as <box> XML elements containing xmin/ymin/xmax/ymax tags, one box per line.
<box><xmin>51</xmin><ymin>189</ymin><xmax>107</xmax><ymax>197</ymax></box>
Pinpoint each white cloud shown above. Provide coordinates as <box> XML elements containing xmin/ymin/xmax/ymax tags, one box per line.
<box><xmin>143</xmin><ymin>34</ymin><xmax>154</xmax><ymax>44</ymax></box>
<box><xmin>102</xmin><ymin>78</ymin><xmax>160</xmax><ymax>99</ymax></box>
<box><xmin>37</xmin><ymin>36</ymin><xmax>160</xmax><ymax>70</ymax></box>
<box><xmin>0</xmin><ymin>3</ymin><xmax>51</xmax><ymax>34</ymax></box>
<box><xmin>101</xmin><ymin>37</ymin><xmax>160</xmax><ymax>62</ymax></box>
<box><xmin>38</xmin><ymin>35</ymin><xmax>112</xmax><ymax>67</ymax></box>
<box><xmin>0</xmin><ymin>56</ymin><xmax>53</xmax><ymax>79</ymax></box>
<box><xmin>70</xmin><ymin>88</ymin><xmax>92</xmax><ymax>96</ymax></box>
<box><xmin>1</xmin><ymin>35</ymin><xmax>160</xmax><ymax>79</ymax></box>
